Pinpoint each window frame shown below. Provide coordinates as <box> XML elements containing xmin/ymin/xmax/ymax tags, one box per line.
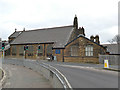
<box><xmin>70</xmin><ymin>44</ymin><xmax>79</xmax><ymax>56</ymax></box>
<box><xmin>85</xmin><ymin>45</ymin><xmax>93</xmax><ymax>56</ymax></box>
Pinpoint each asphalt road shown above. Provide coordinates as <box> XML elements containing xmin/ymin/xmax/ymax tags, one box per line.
<box><xmin>2</xmin><ymin>64</ymin><xmax>52</xmax><ymax>88</ymax></box>
<box><xmin>44</xmin><ymin>61</ymin><xmax>118</xmax><ymax>88</ymax></box>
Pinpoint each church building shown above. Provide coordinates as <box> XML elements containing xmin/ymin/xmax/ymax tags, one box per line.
<box><xmin>8</xmin><ymin>16</ymin><xmax>107</xmax><ymax>63</ymax></box>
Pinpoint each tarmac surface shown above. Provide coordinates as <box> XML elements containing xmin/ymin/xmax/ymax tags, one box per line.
<box><xmin>2</xmin><ymin>58</ymin><xmax>119</xmax><ymax>88</ymax></box>
<box><xmin>44</xmin><ymin>61</ymin><xmax>119</xmax><ymax>88</ymax></box>
<box><xmin>2</xmin><ymin>64</ymin><xmax>52</xmax><ymax>88</ymax></box>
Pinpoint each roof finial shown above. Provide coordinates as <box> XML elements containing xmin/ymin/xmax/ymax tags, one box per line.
<box><xmin>15</xmin><ymin>28</ymin><xmax>17</xmax><ymax>32</ymax></box>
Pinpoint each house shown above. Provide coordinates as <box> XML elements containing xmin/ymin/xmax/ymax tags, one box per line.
<box><xmin>8</xmin><ymin>16</ymin><xmax>107</xmax><ymax>63</ymax></box>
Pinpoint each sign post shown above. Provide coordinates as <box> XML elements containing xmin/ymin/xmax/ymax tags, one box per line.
<box><xmin>2</xmin><ymin>50</ymin><xmax>4</xmax><ymax>59</ymax></box>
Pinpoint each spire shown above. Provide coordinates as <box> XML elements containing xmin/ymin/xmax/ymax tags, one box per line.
<box><xmin>75</xmin><ymin>14</ymin><xmax>77</xmax><ymax>17</ymax></box>
<box><xmin>73</xmin><ymin>15</ymin><xmax>78</xmax><ymax>29</ymax></box>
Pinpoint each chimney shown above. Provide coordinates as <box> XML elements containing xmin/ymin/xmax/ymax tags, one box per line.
<box><xmin>15</xmin><ymin>28</ymin><xmax>17</xmax><ymax>32</ymax></box>
<box><xmin>90</xmin><ymin>35</ymin><xmax>94</xmax><ymax>41</ymax></box>
<box><xmin>78</xmin><ymin>27</ymin><xmax>85</xmax><ymax>36</ymax></box>
<box><xmin>95</xmin><ymin>35</ymin><xmax>100</xmax><ymax>44</ymax></box>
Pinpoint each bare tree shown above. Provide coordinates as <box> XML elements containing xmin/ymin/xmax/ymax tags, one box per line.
<box><xmin>108</xmin><ymin>34</ymin><xmax>120</xmax><ymax>44</ymax></box>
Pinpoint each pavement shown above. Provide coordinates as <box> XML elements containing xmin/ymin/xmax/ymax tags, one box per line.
<box><xmin>2</xmin><ymin>64</ymin><xmax>52</xmax><ymax>88</ymax></box>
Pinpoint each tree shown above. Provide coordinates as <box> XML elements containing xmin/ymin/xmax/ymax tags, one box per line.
<box><xmin>108</xmin><ymin>34</ymin><xmax>120</xmax><ymax>44</ymax></box>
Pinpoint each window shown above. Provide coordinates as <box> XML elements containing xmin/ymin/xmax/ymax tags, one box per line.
<box><xmin>27</xmin><ymin>45</ymin><xmax>33</xmax><ymax>56</ymax></box>
<box><xmin>12</xmin><ymin>46</ymin><xmax>16</xmax><ymax>55</ymax></box>
<box><xmin>47</xmin><ymin>44</ymin><xmax>53</xmax><ymax>56</ymax></box>
<box><xmin>19</xmin><ymin>46</ymin><xmax>24</xmax><ymax>56</ymax></box>
<box><xmin>85</xmin><ymin>45</ymin><xmax>93</xmax><ymax>56</ymax></box>
<box><xmin>38</xmin><ymin>45</ymin><xmax>43</xmax><ymax>56</ymax></box>
<box><xmin>55</xmin><ymin>49</ymin><xmax>60</xmax><ymax>54</ymax></box>
<box><xmin>70</xmin><ymin>45</ymin><xmax>79</xmax><ymax>56</ymax></box>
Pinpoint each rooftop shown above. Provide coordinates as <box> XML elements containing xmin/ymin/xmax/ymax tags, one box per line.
<box><xmin>11</xmin><ymin>25</ymin><xmax>74</xmax><ymax>48</ymax></box>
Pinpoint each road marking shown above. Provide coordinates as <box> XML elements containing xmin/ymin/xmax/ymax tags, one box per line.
<box><xmin>56</xmin><ymin>64</ymin><xmax>93</xmax><ymax>69</ymax></box>
<box><xmin>56</xmin><ymin>64</ymin><xmax>118</xmax><ymax>74</ymax></box>
<box><xmin>42</xmin><ymin>63</ymin><xmax>73</xmax><ymax>89</ymax></box>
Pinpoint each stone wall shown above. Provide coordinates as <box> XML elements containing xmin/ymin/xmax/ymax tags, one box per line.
<box><xmin>64</xmin><ymin>57</ymin><xmax>99</xmax><ymax>63</ymax></box>
<box><xmin>8</xmin><ymin>36</ymin><xmax>106</xmax><ymax>63</ymax></box>
<box><xmin>63</xmin><ymin>36</ymin><xmax>106</xmax><ymax>63</ymax></box>
<box><xmin>9</xmin><ymin>43</ymin><xmax>53</xmax><ymax>60</ymax></box>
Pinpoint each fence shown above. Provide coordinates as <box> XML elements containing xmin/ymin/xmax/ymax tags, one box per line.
<box><xmin>99</xmin><ymin>55</ymin><xmax>120</xmax><ymax>65</ymax></box>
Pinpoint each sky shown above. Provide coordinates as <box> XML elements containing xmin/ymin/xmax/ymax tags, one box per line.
<box><xmin>0</xmin><ymin>0</ymin><xmax>119</xmax><ymax>44</ymax></box>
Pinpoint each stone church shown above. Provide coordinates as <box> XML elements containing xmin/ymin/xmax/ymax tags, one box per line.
<box><xmin>8</xmin><ymin>16</ymin><xmax>107</xmax><ymax>63</ymax></box>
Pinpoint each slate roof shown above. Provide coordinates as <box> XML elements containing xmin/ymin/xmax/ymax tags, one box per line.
<box><xmin>11</xmin><ymin>25</ymin><xmax>74</xmax><ymax>48</ymax></box>
<box><xmin>102</xmin><ymin>44</ymin><xmax>119</xmax><ymax>54</ymax></box>
<box><xmin>9</xmin><ymin>31</ymin><xmax>22</xmax><ymax>38</ymax></box>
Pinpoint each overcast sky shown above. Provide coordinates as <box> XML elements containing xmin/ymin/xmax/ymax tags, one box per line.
<box><xmin>0</xmin><ymin>0</ymin><xmax>119</xmax><ymax>44</ymax></box>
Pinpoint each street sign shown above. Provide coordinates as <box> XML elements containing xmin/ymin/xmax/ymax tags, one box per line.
<box><xmin>55</xmin><ymin>49</ymin><xmax>60</xmax><ymax>54</ymax></box>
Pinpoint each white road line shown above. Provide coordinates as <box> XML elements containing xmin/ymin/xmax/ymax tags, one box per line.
<box><xmin>56</xmin><ymin>64</ymin><xmax>118</xmax><ymax>74</ymax></box>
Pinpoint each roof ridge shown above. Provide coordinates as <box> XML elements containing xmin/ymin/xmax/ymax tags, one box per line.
<box><xmin>25</xmin><ymin>25</ymin><xmax>73</xmax><ymax>32</ymax></box>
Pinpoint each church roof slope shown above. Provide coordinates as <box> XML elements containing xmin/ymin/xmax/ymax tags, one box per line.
<box><xmin>11</xmin><ymin>25</ymin><xmax>74</xmax><ymax>48</ymax></box>
<box><xmin>9</xmin><ymin>31</ymin><xmax>22</xmax><ymax>38</ymax></box>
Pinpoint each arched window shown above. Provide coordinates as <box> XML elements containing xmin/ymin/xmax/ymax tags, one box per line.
<box><xmin>70</xmin><ymin>44</ymin><xmax>79</xmax><ymax>56</ymax></box>
<box><xmin>47</xmin><ymin>44</ymin><xmax>53</xmax><ymax>56</ymax></box>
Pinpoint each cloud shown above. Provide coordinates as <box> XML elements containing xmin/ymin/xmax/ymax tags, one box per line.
<box><xmin>0</xmin><ymin>0</ymin><xmax>119</xmax><ymax>43</ymax></box>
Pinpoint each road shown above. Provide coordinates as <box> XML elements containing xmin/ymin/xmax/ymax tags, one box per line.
<box><xmin>44</xmin><ymin>61</ymin><xmax>118</xmax><ymax>88</ymax></box>
<box><xmin>2</xmin><ymin>64</ymin><xmax>52</xmax><ymax>88</ymax></box>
